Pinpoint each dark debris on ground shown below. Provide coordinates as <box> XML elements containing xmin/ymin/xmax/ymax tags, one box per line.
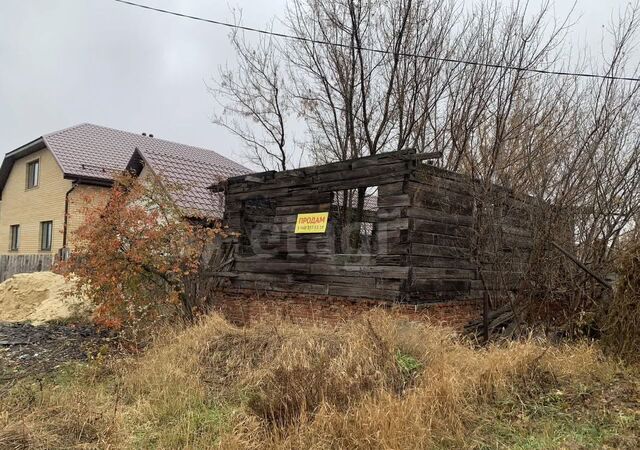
<box><xmin>0</xmin><ymin>322</ymin><xmax>114</xmax><ymax>381</ymax></box>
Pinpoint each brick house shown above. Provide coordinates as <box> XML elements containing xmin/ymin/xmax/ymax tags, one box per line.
<box><xmin>0</xmin><ymin>123</ymin><xmax>249</xmax><ymax>257</ymax></box>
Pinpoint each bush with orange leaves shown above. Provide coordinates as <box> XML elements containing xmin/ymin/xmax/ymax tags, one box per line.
<box><xmin>59</xmin><ymin>173</ymin><xmax>219</xmax><ymax>334</ymax></box>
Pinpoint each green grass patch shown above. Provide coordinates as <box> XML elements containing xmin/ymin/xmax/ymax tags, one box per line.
<box><xmin>396</xmin><ymin>349</ymin><xmax>423</xmax><ymax>377</ymax></box>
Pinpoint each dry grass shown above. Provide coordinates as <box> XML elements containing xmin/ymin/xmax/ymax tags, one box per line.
<box><xmin>1</xmin><ymin>311</ymin><xmax>638</xmax><ymax>449</ymax></box>
<box><xmin>603</xmin><ymin>239</ymin><xmax>640</xmax><ymax>362</ymax></box>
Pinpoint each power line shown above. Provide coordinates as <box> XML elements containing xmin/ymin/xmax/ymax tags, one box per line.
<box><xmin>112</xmin><ymin>0</ymin><xmax>640</xmax><ymax>83</ymax></box>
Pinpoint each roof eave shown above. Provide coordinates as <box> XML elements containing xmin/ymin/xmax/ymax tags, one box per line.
<box><xmin>62</xmin><ymin>174</ymin><xmax>115</xmax><ymax>187</ymax></box>
<box><xmin>5</xmin><ymin>136</ymin><xmax>46</xmax><ymax>159</ymax></box>
<box><xmin>0</xmin><ymin>137</ymin><xmax>47</xmax><ymax>199</ymax></box>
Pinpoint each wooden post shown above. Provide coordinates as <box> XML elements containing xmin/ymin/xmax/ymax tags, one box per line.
<box><xmin>483</xmin><ymin>290</ymin><xmax>489</xmax><ymax>342</ymax></box>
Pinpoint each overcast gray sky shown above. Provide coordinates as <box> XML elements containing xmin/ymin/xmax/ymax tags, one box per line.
<box><xmin>0</xmin><ymin>0</ymin><xmax>634</xmax><ymax>167</ymax></box>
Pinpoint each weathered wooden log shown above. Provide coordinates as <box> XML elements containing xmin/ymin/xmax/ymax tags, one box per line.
<box><xmin>217</xmin><ymin>146</ymin><xmax>535</xmax><ymax>303</ymax></box>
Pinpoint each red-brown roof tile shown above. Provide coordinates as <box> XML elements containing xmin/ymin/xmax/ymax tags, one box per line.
<box><xmin>41</xmin><ymin>123</ymin><xmax>250</xmax><ymax>218</ymax></box>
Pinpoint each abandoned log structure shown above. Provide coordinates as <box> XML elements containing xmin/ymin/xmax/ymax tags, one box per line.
<box><xmin>213</xmin><ymin>149</ymin><xmax>532</xmax><ymax>303</ymax></box>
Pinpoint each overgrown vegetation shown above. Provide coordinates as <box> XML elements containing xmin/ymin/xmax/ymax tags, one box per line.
<box><xmin>58</xmin><ymin>173</ymin><xmax>220</xmax><ymax>336</ymax></box>
<box><xmin>602</xmin><ymin>236</ymin><xmax>640</xmax><ymax>362</ymax></box>
<box><xmin>1</xmin><ymin>313</ymin><xmax>638</xmax><ymax>449</ymax></box>
<box><xmin>215</xmin><ymin>0</ymin><xmax>640</xmax><ymax>337</ymax></box>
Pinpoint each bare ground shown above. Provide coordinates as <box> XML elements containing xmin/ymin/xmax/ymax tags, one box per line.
<box><xmin>0</xmin><ymin>322</ymin><xmax>113</xmax><ymax>382</ymax></box>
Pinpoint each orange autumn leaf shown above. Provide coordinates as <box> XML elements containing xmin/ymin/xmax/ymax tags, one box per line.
<box><xmin>57</xmin><ymin>172</ymin><xmax>223</xmax><ymax>336</ymax></box>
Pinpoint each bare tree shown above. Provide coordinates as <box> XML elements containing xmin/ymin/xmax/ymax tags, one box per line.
<box><xmin>211</xmin><ymin>19</ymin><xmax>291</xmax><ymax>171</ymax></box>
<box><xmin>214</xmin><ymin>0</ymin><xmax>640</xmax><ymax>328</ymax></box>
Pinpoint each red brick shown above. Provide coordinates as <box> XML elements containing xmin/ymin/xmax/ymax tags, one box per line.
<box><xmin>209</xmin><ymin>289</ymin><xmax>482</xmax><ymax>330</ymax></box>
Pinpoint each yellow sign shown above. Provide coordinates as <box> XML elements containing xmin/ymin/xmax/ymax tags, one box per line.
<box><xmin>295</xmin><ymin>212</ymin><xmax>329</xmax><ymax>234</ymax></box>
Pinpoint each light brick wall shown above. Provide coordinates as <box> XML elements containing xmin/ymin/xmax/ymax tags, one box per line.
<box><xmin>0</xmin><ymin>147</ymin><xmax>113</xmax><ymax>255</ymax></box>
<box><xmin>66</xmin><ymin>184</ymin><xmax>111</xmax><ymax>251</ymax></box>
<box><xmin>0</xmin><ymin>148</ymin><xmax>72</xmax><ymax>254</ymax></box>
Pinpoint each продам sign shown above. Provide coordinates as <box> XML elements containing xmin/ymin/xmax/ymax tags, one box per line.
<box><xmin>295</xmin><ymin>212</ymin><xmax>329</xmax><ymax>234</ymax></box>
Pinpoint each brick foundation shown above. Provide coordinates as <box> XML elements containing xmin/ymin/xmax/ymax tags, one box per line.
<box><xmin>209</xmin><ymin>289</ymin><xmax>482</xmax><ymax>329</ymax></box>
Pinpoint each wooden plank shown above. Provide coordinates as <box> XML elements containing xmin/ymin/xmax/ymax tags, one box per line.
<box><xmin>283</xmin><ymin>253</ymin><xmax>378</xmax><ymax>265</ymax></box>
<box><xmin>232</xmin><ymin>280</ymin><xmax>330</xmax><ymax>295</ymax></box>
<box><xmin>415</xmin><ymin>162</ymin><xmax>470</xmax><ymax>181</ymax></box>
<box><xmin>308</xmin><ymin>149</ymin><xmax>412</xmax><ymax>174</ymax></box>
<box><xmin>411</xmin><ymin>279</ymin><xmax>472</xmax><ymax>293</ymax></box>
<box><xmin>500</xmin><ymin>224</ymin><xmax>532</xmax><ymax>238</ymax></box>
<box><xmin>377</xmin><ymin>229</ymin><xmax>408</xmax><ymax>243</ymax></box>
<box><xmin>377</xmin><ymin>218</ymin><xmax>410</xmax><ymax>230</ymax></box>
<box><xmin>234</xmin><ymin>253</ymin><xmax>377</xmax><ymax>265</ymax></box>
<box><xmin>406</xmin><ymin>207</ymin><xmax>474</xmax><ymax>226</ymax></box>
<box><xmin>378</xmin><ymin>194</ymin><xmax>410</xmax><ymax>207</ymax></box>
<box><xmin>376</xmin><ymin>207</ymin><xmax>404</xmax><ymax>220</ymax></box>
<box><xmin>411</xmin><ymin>243</ymin><xmax>471</xmax><ymax>258</ymax></box>
<box><xmin>410</xmin><ymin>191</ymin><xmax>474</xmax><ymax>215</ymax></box>
<box><xmin>234</xmin><ymin>261</ymin><xmax>310</xmax><ymax>274</ymax></box>
<box><xmin>0</xmin><ymin>254</ymin><xmax>54</xmax><ymax>282</ymax></box>
<box><xmin>308</xmin><ymin>264</ymin><xmax>410</xmax><ymax>278</ymax></box>
<box><xmin>411</xmin><ymin>219</ymin><xmax>472</xmax><ymax>237</ymax></box>
<box><xmin>375</xmin><ymin>254</ymin><xmax>409</xmax><ymax>266</ymax></box>
<box><xmin>228</xmin><ymin>187</ymin><xmax>318</xmax><ymax>201</ymax></box>
<box><xmin>313</xmin><ymin>163</ymin><xmax>406</xmax><ymax>184</ymax></box>
<box><xmin>409</xmin><ymin>256</ymin><xmax>476</xmax><ymax>269</ymax></box>
<box><xmin>276</xmin><ymin>203</ymin><xmax>331</xmax><ymax>216</ymax></box>
<box><xmin>235</xmin><ymin>272</ymin><xmax>294</xmax><ymax>283</ymax></box>
<box><xmin>377</xmin><ymin>181</ymin><xmax>406</xmax><ymax>196</ymax></box>
<box><xmin>413</xmin><ymin>267</ymin><xmax>476</xmax><ymax>279</ymax></box>
<box><xmin>292</xmin><ymin>273</ymin><xmax>377</xmax><ymax>287</ymax></box>
<box><xmin>273</xmin><ymin>167</ymin><xmax>317</xmax><ymax>179</ymax></box>
<box><xmin>238</xmin><ymin>175</ymin><xmax>316</xmax><ymax>192</ymax></box>
<box><xmin>409</xmin><ymin>231</ymin><xmax>471</xmax><ymax>248</ymax></box>
<box><xmin>327</xmin><ymin>284</ymin><xmax>399</xmax><ymax>300</ymax></box>
<box><xmin>273</xmin><ymin>214</ymin><xmax>298</xmax><ymax>224</ymax></box>
<box><xmin>375</xmin><ymin>278</ymin><xmax>405</xmax><ymax>290</ymax></box>
<box><xmin>317</xmin><ymin>173</ymin><xmax>408</xmax><ymax>192</ymax></box>
<box><xmin>407</xmin><ymin>290</ymin><xmax>484</xmax><ymax>302</ymax></box>
<box><xmin>278</xmin><ymin>192</ymin><xmax>332</xmax><ymax>207</ymax></box>
<box><xmin>351</xmin><ymin>152</ymin><xmax>415</xmax><ymax>169</ymax></box>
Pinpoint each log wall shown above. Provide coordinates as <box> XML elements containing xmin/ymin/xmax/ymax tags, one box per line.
<box><xmin>219</xmin><ymin>149</ymin><xmax>532</xmax><ymax>303</ymax></box>
<box><xmin>406</xmin><ymin>165</ymin><xmax>532</xmax><ymax>301</ymax></box>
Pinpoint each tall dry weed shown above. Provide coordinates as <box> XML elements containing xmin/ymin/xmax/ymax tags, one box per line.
<box><xmin>198</xmin><ymin>314</ymin><xmax>410</xmax><ymax>426</ymax></box>
<box><xmin>215</xmin><ymin>313</ymin><xmax>618</xmax><ymax>449</ymax></box>
<box><xmin>0</xmin><ymin>311</ymin><xmax>631</xmax><ymax>449</ymax></box>
<box><xmin>603</xmin><ymin>239</ymin><xmax>640</xmax><ymax>362</ymax></box>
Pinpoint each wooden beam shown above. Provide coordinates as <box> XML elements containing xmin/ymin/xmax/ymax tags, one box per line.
<box><xmin>402</xmin><ymin>151</ymin><xmax>443</xmax><ymax>161</ymax></box>
<box><xmin>551</xmin><ymin>241</ymin><xmax>612</xmax><ymax>290</ymax></box>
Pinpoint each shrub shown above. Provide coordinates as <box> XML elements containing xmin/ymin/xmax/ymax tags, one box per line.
<box><xmin>602</xmin><ymin>239</ymin><xmax>640</xmax><ymax>362</ymax></box>
<box><xmin>58</xmin><ymin>173</ymin><xmax>220</xmax><ymax>338</ymax></box>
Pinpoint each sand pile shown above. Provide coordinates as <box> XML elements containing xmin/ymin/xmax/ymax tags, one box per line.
<box><xmin>0</xmin><ymin>272</ymin><xmax>91</xmax><ymax>324</ymax></box>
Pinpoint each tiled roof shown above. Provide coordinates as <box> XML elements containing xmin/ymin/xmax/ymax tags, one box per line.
<box><xmin>41</xmin><ymin>123</ymin><xmax>250</xmax><ymax>218</ymax></box>
<box><xmin>135</xmin><ymin>146</ymin><xmax>248</xmax><ymax>218</ymax></box>
<box><xmin>43</xmin><ymin>123</ymin><xmax>135</xmax><ymax>181</ymax></box>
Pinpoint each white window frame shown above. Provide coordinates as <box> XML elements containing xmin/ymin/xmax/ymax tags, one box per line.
<box><xmin>26</xmin><ymin>159</ymin><xmax>40</xmax><ymax>189</ymax></box>
<box><xmin>40</xmin><ymin>220</ymin><xmax>53</xmax><ymax>252</ymax></box>
<box><xmin>9</xmin><ymin>224</ymin><xmax>19</xmax><ymax>251</ymax></box>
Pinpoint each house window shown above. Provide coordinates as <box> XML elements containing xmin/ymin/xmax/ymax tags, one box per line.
<box><xmin>9</xmin><ymin>225</ymin><xmax>19</xmax><ymax>251</ymax></box>
<box><xmin>27</xmin><ymin>159</ymin><xmax>40</xmax><ymax>189</ymax></box>
<box><xmin>40</xmin><ymin>221</ymin><xmax>53</xmax><ymax>251</ymax></box>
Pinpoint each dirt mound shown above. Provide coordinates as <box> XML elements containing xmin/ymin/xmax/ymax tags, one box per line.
<box><xmin>0</xmin><ymin>272</ymin><xmax>91</xmax><ymax>324</ymax></box>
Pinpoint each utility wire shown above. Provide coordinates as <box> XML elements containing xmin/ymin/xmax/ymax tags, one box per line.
<box><xmin>113</xmin><ymin>0</ymin><xmax>640</xmax><ymax>83</ymax></box>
